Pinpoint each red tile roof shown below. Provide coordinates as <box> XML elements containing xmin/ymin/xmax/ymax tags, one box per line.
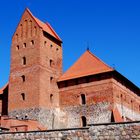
<box><xmin>58</xmin><ymin>50</ymin><xmax>114</xmax><ymax>81</ymax></box>
<box><xmin>26</xmin><ymin>8</ymin><xmax>62</xmax><ymax>42</ymax></box>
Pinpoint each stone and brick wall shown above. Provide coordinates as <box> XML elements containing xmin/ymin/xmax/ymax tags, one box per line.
<box><xmin>0</xmin><ymin>121</ymin><xmax>140</xmax><ymax>140</ymax></box>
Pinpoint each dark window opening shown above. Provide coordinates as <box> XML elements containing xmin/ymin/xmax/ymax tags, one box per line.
<box><xmin>22</xmin><ymin>57</ymin><xmax>26</xmax><ymax>65</ymax></box>
<box><xmin>21</xmin><ymin>93</ymin><xmax>25</xmax><ymax>101</ymax></box>
<box><xmin>50</xmin><ymin>77</ymin><xmax>53</xmax><ymax>82</ymax></box>
<box><xmin>81</xmin><ymin>116</ymin><xmax>87</xmax><ymax>127</ymax></box>
<box><xmin>16</xmin><ymin>34</ymin><xmax>18</xmax><ymax>42</ymax></box>
<box><xmin>44</xmin><ymin>41</ymin><xmax>47</xmax><ymax>46</ymax></box>
<box><xmin>50</xmin><ymin>59</ymin><xmax>54</xmax><ymax>67</ymax></box>
<box><xmin>50</xmin><ymin>44</ymin><xmax>53</xmax><ymax>48</ymax></box>
<box><xmin>34</xmin><ymin>26</ymin><xmax>37</xmax><ymax>35</ymax></box>
<box><xmin>56</xmin><ymin>48</ymin><xmax>59</xmax><ymax>51</ymax></box>
<box><xmin>31</xmin><ymin>40</ymin><xmax>34</xmax><ymax>45</ymax></box>
<box><xmin>111</xmin><ymin>111</ymin><xmax>115</xmax><ymax>122</ymax></box>
<box><xmin>16</xmin><ymin>45</ymin><xmax>19</xmax><ymax>50</ymax></box>
<box><xmin>81</xmin><ymin>94</ymin><xmax>86</xmax><ymax>105</ymax></box>
<box><xmin>21</xmin><ymin>75</ymin><xmax>25</xmax><ymax>82</ymax></box>
<box><xmin>50</xmin><ymin>94</ymin><xmax>53</xmax><ymax>103</ymax></box>
<box><xmin>23</xmin><ymin>43</ymin><xmax>26</xmax><ymax>48</ymax></box>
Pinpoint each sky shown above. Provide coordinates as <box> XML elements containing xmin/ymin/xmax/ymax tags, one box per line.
<box><xmin>0</xmin><ymin>0</ymin><xmax>140</xmax><ymax>88</ymax></box>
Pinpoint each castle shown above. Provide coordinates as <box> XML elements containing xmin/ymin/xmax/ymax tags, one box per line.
<box><xmin>0</xmin><ymin>8</ymin><xmax>140</xmax><ymax>132</ymax></box>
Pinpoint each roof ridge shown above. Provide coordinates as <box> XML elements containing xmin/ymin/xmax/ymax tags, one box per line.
<box><xmin>58</xmin><ymin>50</ymin><xmax>114</xmax><ymax>81</ymax></box>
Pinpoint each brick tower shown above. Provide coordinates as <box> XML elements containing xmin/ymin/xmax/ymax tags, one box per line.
<box><xmin>8</xmin><ymin>8</ymin><xmax>62</xmax><ymax>128</ymax></box>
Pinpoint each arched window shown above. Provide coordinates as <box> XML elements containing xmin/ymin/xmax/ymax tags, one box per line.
<box><xmin>81</xmin><ymin>94</ymin><xmax>86</xmax><ymax>105</ymax></box>
<box><xmin>50</xmin><ymin>94</ymin><xmax>53</xmax><ymax>103</ymax></box>
<box><xmin>21</xmin><ymin>93</ymin><xmax>25</xmax><ymax>101</ymax></box>
<box><xmin>22</xmin><ymin>57</ymin><xmax>26</xmax><ymax>65</ymax></box>
<box><xmin>21</xmin><ymin>75</ymin><xmax>25</xmax><ymax>82</ymax></box>
<box><xmin>81</xmin><ymin>116</ymin><xmax>87</xmax><ymax>127</ymax></box>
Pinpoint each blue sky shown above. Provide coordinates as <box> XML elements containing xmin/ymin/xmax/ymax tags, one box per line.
<box><xmin>0</xmin><ymin>0</ymin><xmax>140</xmax><ymax>88</ymax></box>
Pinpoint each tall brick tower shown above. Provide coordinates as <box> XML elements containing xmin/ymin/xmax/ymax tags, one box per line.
<box><xmin>8</xmin><ymin>8</ymin><xmax>62</xmax><ymax>128</ymax></box>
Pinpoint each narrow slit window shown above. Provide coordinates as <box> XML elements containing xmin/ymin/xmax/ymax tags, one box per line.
<box><xmin>44</xmin><ymin>41</ymin><xmax>47</xmax><ymax>47</ymax></box>
<box><xmin>50</xmin><ymin>59</ymin><xmax>54</xmax><ymax>67</ymax></box>
<box><xmin>21</xmin><ymin>93</ymin><xmax>25</xmax><ymax>101</ymax></box>
<box><xmin>50</xmin><ymin>94</ymin><xmax>53</xmax><ymax>103</ymax></box>
<box><xmin>81</xmin><ymin>116</ymin><xmax>87</xmax><ymax>127</ymax></box>
<box><xmin>22</xmin><ymin>57</ymin><xmax>26</xmax><ymax>65</ymax></box>
<box><xmin>21</xmin><ymin>75</ymin><xmax>25</xmax><ymax>82</ymax></box>
<box><xmin>81</xmin><ymin>94</ymin><xmax>86</xmax><ymax>105</ymax></box>
<box><xmin>23</xmin><ymin>43</ymin><xmax>26</xmax><ymax>48</ymax></box>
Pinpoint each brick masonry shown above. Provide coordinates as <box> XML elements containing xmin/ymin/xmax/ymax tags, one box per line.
<box><xmin>0</xmin><ymin>122</ymin><xmax>140</xmax><ymax>140</ymax></box>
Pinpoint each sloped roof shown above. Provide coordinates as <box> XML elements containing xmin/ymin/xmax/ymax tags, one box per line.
<box><xmin>26</xmin><ymin>8</ymin><xmax>62</xmax><ymax>42</ymax></box>
<box><xmin>58</xmin><ymin>50</ymin><xmax>114</xmax><ymax>81</ymax></box>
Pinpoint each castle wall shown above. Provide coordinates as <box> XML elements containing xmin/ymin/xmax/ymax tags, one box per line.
<box><xmin>59</xmin><ymin>78</ymin><xmax>114</xmax><ymax>128</ymax></box>
<box><xmin>112</xmin><ymin>79</ymin><xmax>140</xmax><ymax>120</ymax></box>
<box><xmin>0</xmin><ymin>122</ymin><xmax>140</xmax><ymax>140</ymax></box>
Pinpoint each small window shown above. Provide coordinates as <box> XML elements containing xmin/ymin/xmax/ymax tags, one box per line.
<box><xmin>30</xmin><ymin>40</ymin><xmax>34</xmax><ymax>45</ymax></box>
<box><xmin>56</xmin><ymin>48</ymin><xmax>59</xmax><ymax>51</ymax></box>
<box><xmin>34</xmin><ymin>26</ymin><xmax>37</xmax><ymax>35</ymax></box>
<box><xmin>44</xmin><ymin>41</ymin><xmax>47</xmax><ymax>47</ymax></box>
<box><xmin>23</xmin><ymin>43</ymin><xmax>26</xmax><ymax>48</ymax></box>
<box><xmin>21</xmin><ymin>93</ymin><xmax>25</xmax><ymax>101</ymax></box>
<box><xmin>22</xmin><ymin>57</ymin><xmax>26</xmax><ymax>65</ymax></box>
<box><xmin>50</xmin><ymin>77</ymin><xmax>54</xmax><ymax>83</ymax></box>
<box><xmin>81</xmin><ymin>116</ymin><xmax>87</xmax><ymax>127</ymax></box>
<box><xmin>50</xmin><ymin>44</ymin><xmax>53</xmax><ymax>48</ymax></box>
<box><xmin>81</xmin><ymin>94</ymin><xmax>86</xmax><ymax>105</ymax></box>
<box><xmin>21</xmin><ymin>75</ymin><xmax>25</xmax><ymax>82</ymax></box>
<box><xmin>50</xmin><ymin>94</ymin><xmax>53</xmax><ymax>103</ymax></box>
<box><xmin>16</xmin><ymin>45</ymin><xmax>19</xmax><ymax>50</ymax></box>
<box><xmin>50</xmin><ymin>59</ymin><xmax>54</xmax><ymax>67</ymax></box>
<box><xmin>16</xmin><ymin>34</ymin><xmax>18</xmax><ymax>42</ymax></box>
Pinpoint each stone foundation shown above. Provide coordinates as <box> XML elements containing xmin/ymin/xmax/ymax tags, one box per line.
<box><xmin>0</xmin><ymin>122</ymin><xmax>140</xmax><ymax>140</ymax></box>
<box><xmin>62</xmin><ymin>102</ymin><xmax>111</xmax><ymax>128</ymax></box>
<box><xmin>9</xmin><ymin>102</ymin><xmax>112</xmax><ymax>129</ymax></box>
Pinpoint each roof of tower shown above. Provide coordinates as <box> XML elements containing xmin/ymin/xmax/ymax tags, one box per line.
<box><xmin>26</xmin><ymin>8</ymin><xmax>62</xmax><ymax>42</ymax></box>
<box><xmin>58</xmin><ymin>50</ymin><xmax>114</xmax><ymax>81</ymax></box>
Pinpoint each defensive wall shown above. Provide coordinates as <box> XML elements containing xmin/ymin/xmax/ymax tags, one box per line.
<box><xmin>0</xmin><ymin>121</ymin><xmax>140</xmax><ymax>140</ymax></box>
